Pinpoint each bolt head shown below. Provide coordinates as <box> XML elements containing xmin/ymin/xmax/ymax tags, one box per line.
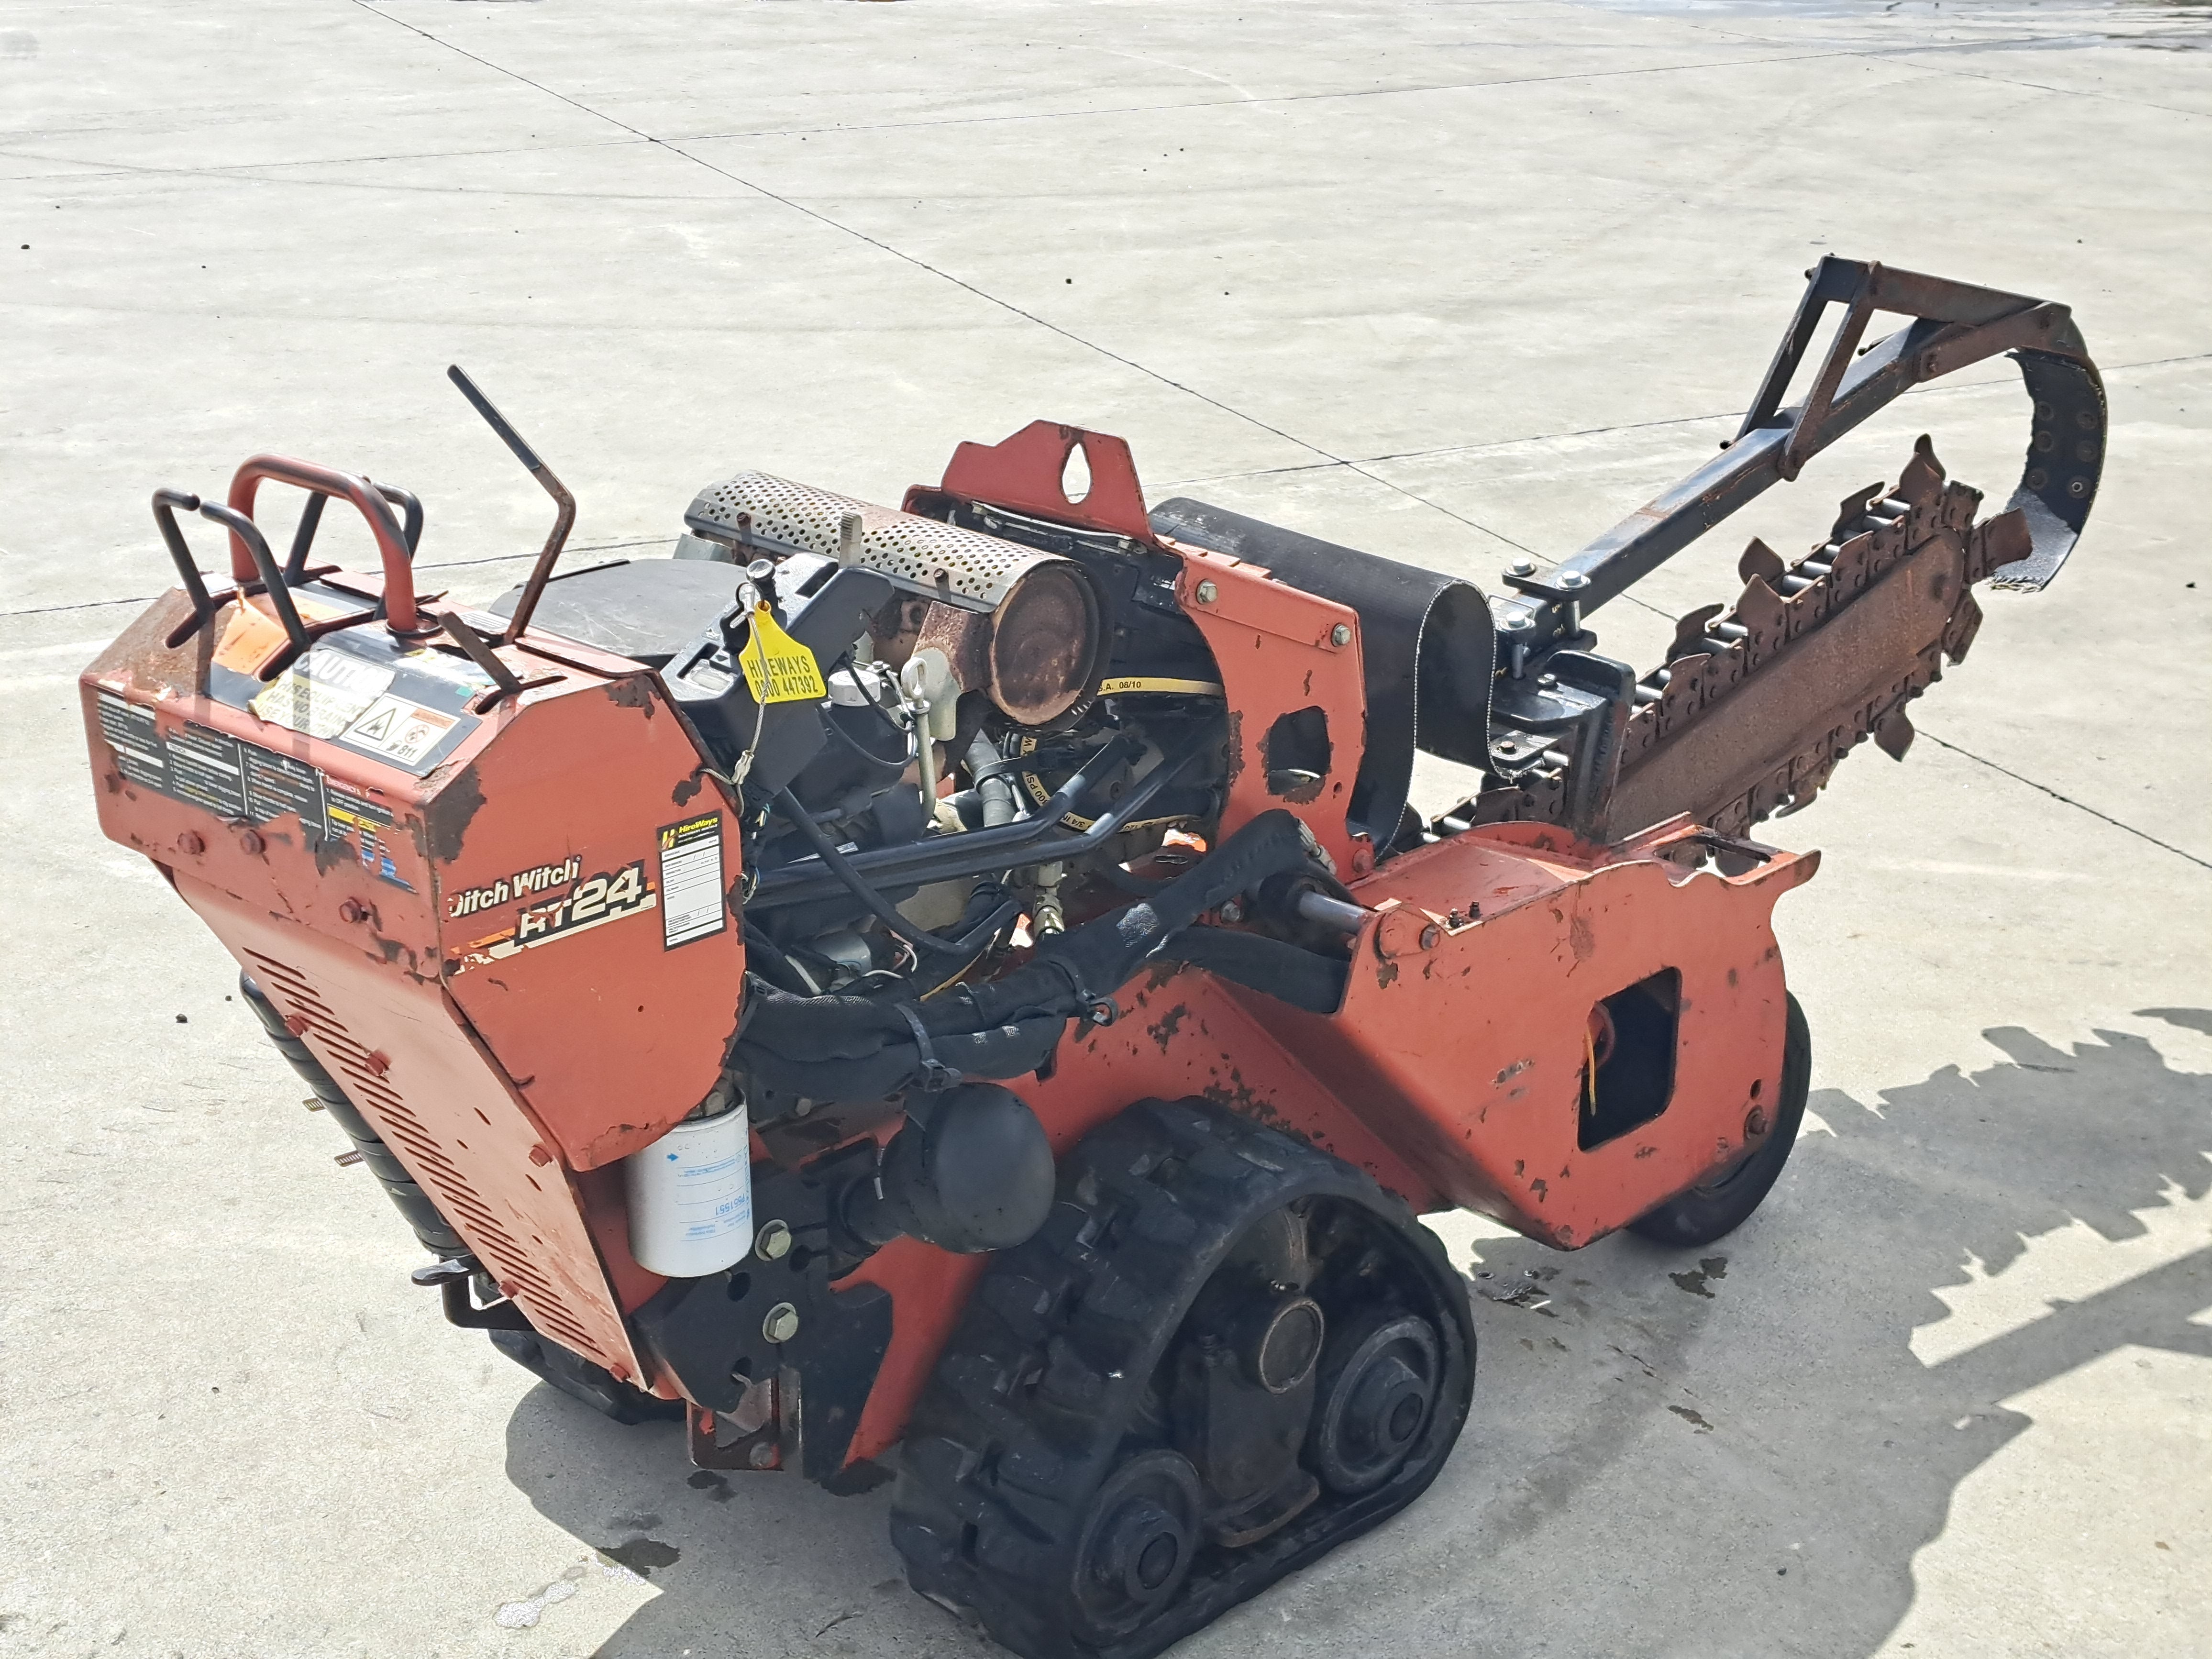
<box><xmin>748</xmin><ymin>1440</ymin><xmax>778</xmax><ymax>1469</ymax></box>
<box><xmin>1557</xmin><ymin>570</ymin><xmax>1589</xmax><ymax>591</ymax></box>
<box><xmin>1194</xmin><ymin>580</ymin><xmax>1217</xmax><ymax>606</ymax></box>
<box><xmin>177</xmin><ymin>830</ymin><xmax>205</xmax><ymax>856</ymax></box>
<box><xmin>1419</xmin><ymin>924</ymin><xmax>1441</xmax><ymax>951</ymax></box>
<box><xmin>755</xmin><ymin>1219</ymin><xmax>793</xmax><ymax>1262</ymax></box>
<box><xmin>1506</xmin><ymin>556</ymin><xmax>1538</xmax><ymax>578</ymax></box>
<box><xmin>1745</xmin><ymin>1105</ymin><xmax>1770</xmax><ymax>1138</ymax></box>
<box><xmin>338</xmin><ymin>898</ymin><xmax>369</xmax><ymax>925</ymax></box>
<box><xmin>1329</xmin><ymin>622</ymin><xmax>1353</xmax><ymax>647</ymax></box>
<box><xmin>237</xmin><ymin>829</ymin><xmax>264</xmax><ymax>855</ymax></box>
<box><xmin>1217</xmin><ymin>899</ymin><xmax>1243</xmax><ymax>925</ymax></box>
<box><xmin>762</xmin><ymin>1302</ymin><xmax>801</xmax><ymax>1344</ymax></box>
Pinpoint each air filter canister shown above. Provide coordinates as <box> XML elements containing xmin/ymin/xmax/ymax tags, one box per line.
<box><xmin>625</xmin><ymin>1101</ymin><xmax>753</xmax><ymax>1279</ymax></box>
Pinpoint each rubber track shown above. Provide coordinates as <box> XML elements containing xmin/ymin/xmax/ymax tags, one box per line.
<box><xmin>889</xmin><ymin>1098</ymin><xmax>1475</xmax><ymax>1659</ymax></box>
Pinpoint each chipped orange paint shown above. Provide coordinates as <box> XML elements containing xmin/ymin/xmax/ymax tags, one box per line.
<box><xmin>1162</xmin><ymin>537</ymin><xmax>1370</xmax><ymax>878</ymax></box>
<box><xmin>81</xmin><ymin>587</ymin><xmax>746</xmax><ymax>1382</ymax></box>
<box><xmin>85</xmin><ymin>437</ymin><xmax>1822</xmax><ymax>1476</ymax></box>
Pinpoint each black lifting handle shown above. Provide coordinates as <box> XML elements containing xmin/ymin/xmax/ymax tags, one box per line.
<box><xmin>448</xmin><ymin>365</ymin><xmax>575</xmax><ymax>645</ymax></box>
<box><xmin>150</xmin><ymin>487</ymin><xmax>311</xmax><ymax>673</ymax></box>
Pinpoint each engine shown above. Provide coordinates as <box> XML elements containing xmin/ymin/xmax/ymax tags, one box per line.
<box><xmin>487</xmin><ymin>449</ymin><xmax>1374</xmax><ymax>1260</ymax></box>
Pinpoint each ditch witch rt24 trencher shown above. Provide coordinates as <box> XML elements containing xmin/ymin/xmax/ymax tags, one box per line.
<box><xmin>83</xmin><ymin>260</ymin><xmax>2101</xmax><ymax>1658</ymax></box>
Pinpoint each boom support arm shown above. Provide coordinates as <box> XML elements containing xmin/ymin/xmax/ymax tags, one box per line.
<box><xmin>1464</xmin><ymin>258</ymin><xmax>2106</xmax><ymax>845</ymax></box>
<box><xmin>1503</xmin><ymin>257</ymin><xmax>2105</xmax><ymax>630</ymax></box>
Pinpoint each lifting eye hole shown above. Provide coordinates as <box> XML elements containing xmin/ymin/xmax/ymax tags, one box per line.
<box><xmin>1061</xmin><ymin>441</ymin><xmax>1092</xmax><ymax>505</ymax></box>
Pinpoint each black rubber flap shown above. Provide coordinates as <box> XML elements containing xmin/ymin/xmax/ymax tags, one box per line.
<box><xmin>490</xmin><ymin>558</ymin><xmax>743</xmax><ymax>668</ymax></box>
<box><xmin>1150</xmin><ymin>499</ymin><xmax>1493</xmax><ymax>843</ymax></box>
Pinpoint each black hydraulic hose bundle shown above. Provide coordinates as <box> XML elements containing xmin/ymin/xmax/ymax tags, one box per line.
<box><xmin>732</xmin><ymin>809</ymin><xmax>1339</xmax><ymax>1106</ymax></box>
<box><xmin>769</xmin><ymin>787</ymin><xmax>1021</xmax><ymax>961</ymax></box>
<box><xmin>1156</xmin><ymin>926</ymin><xmax>1349</xmax><ymax>1016</ymax></box>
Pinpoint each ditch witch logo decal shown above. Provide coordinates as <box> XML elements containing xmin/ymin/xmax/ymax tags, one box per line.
<box><xmin>444</xmin><ymin>856</ymin><xmax>656</xmax><ymax>975</ymax></box>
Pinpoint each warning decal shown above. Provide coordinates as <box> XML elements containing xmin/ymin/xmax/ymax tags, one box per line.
<box><xmin>215</xmin><ymin>638</ymin><xmax>479</xmax><ymax>776</ymax></box>
<box><xmin>324</xmin><ymin>778</ymin><xmax>413</xmax><ymax>891</ymax></box>
<box><xmin>658</xmin><ymin>815</ymin><xmax>727</xmax><ymax>949</ymax></box>
<box><xmin>251</xmin><ymin>651</ymin><xmax>393</xmax><ymax>740</ymax></box>
<box><xmin>94</xmin><ymin>689</ymin><xmax>414</xmax><ymax>890</ymax></box>
<box><xmin>343</xmin><ymin>695</ymin><xmax>459</xmax><ymax>767</ymax></box>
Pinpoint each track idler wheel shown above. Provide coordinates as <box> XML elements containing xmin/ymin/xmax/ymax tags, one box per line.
<box><xmin>1628</xmin><ymin>992</ymin><xmax>1811</xmax><ymax>1248</ymax></box>
<box><xmin>889</xmin><ymin>1098</ymin><xmax>1475</xmax><ymax>1659</ymax></box>
<box><xmin>1069</xmin><ymin>1450</ymin><xmax>1206</xmax><ymax>1642</ymax></box>
<box><xmin>1308</xmin><ymin>1309</ymin><xmax>1442</xmax><ymax>1497</ymax></box>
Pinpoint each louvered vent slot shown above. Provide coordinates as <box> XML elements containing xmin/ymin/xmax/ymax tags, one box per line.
<box><xmin>244</xmin><ymin>950</ymin><xmax>607</xmax><ymax>1364</ymax></box>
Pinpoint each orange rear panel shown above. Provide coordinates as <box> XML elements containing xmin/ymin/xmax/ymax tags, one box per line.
<box><xmin>81</xmin><ymin>589</ymin><xmax>746</xmax><ymax>1381</ymax></box>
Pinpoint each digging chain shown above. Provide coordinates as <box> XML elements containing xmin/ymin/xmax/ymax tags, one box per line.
<box><xmin>1467</xmin><ymin>438</ymin><xmax>2032</xmax><ymax>840</ymax></box>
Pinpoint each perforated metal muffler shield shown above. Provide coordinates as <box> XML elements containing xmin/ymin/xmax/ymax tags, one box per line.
<box><xmin>687</xmin><ymin>470</ymin><xmax>1111</xmax><ymax>724</ymax></box>
<box><xmin>688</xmin><ymin>472</ymin><xmax>1065</xmax><ymax>613</ymax></box>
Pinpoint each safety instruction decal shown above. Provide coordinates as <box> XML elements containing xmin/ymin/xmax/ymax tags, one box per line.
<box><xmin>211</xmin><ymin>635</ymin><xmax>480</xmax><ymax>777</ymax></box>
<box><xmin>95</xmin><ymin>689</ymin><xmax>414</xmax><ymax>890</ymax></box>
<box><xmin>658</xmin><ymin>815</ymin><xmax>727</xmax><ymax>949</ymax></box>
<box><xmin>251</xmin><ymin>651</ymin><xmax>394</xmax><ymax>741</ymax></box>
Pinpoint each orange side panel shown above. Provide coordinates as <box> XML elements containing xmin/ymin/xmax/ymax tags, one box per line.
<box><xmin>434</xmin><ymin>683</ymin><xmax>744</xmax><ymax>1171</ymax></box>
<box><xmin>1286</xmin><ymin>822</ymin><xmax>1815</xmax><ymax>1246</ymax></box>
<box><xmin>1163</xmin><ymin>539</ymin><xmax>1371</xmax><ymax>878</ymax></box>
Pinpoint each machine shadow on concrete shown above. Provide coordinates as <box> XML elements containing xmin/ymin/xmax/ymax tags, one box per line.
<box><xmin>503</xmin><ymin>1013</ymin><xmax>2212</xmax><ymax>1658</ymax></box>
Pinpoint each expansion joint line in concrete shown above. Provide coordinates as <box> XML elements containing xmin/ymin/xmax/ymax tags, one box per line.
<box><xmin>340</xmin><ymin>0</ymin><xmax>1543</xmax><ymax>561</ymax></box>
<box><xmin>1917</xmin><ymin>731</ymin><xmax>2212</xmax><ymax>874</ymax></box>
<box><xmin>0</xmin><ymin>539</ymin><xmax>668</xmax><ymax>621</ymax></box>
<box><xmin>332</xmin><ymin>1</ymin><xmax>2206</xmax><ymax>869</ymax></box>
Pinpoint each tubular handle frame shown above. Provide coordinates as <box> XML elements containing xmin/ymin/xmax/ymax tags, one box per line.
<box><xmin>283</xmin><ymin>481</ymin><xmax>423</xmax><ymax>583</ymax></box>
<box><xmin>150</xmin><ymin>487</ymin><xmax>313</xmax><ymax>674</ymax></box>
<box><xmin>446</xmin><ymin>366</ymin><xmax>575</xmax><ymax>646</ymax></box>
<box><xmin>226</xmin><ymin>454</ymin><xmax>423</xmax><ymax>633</ymax></box>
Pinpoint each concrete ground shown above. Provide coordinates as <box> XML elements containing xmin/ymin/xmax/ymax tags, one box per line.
<box><xmin>3</xmin><ymin>0</ymin><xmax>2208</xmax><ymax>1654</ymax></box>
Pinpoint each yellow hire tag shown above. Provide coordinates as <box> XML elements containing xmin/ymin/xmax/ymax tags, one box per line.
<box><xmin>739</xmin><ymin>604</ymin><xmax>829</xmax><ymax>705</ymax></box>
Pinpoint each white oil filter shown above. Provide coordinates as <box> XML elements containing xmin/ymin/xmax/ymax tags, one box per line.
<box><xmin>626</xmin><ymin>1104</ymin><xmax>753</xmax><ymax>1278</ymax></box>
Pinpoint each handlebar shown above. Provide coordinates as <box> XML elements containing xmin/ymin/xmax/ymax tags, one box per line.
<box><xmin>226</xmin><ymin>454</ymin><xmax>423</xmax><ymax>633</ymax></box>
<box><xmin>149</xmin><ymin>486</ymin><xmax>312</xmax><ymax>673</ymax></box>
